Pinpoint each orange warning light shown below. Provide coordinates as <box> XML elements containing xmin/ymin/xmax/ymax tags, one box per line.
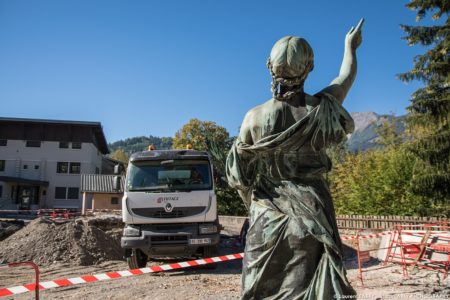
<box><xmin>186</xmin><ymin>144</ymin><xmax>193</xmax><ymax>150</ymax></box>
<box><xmin>147</xmin><ymin>145</ymin><xmax>155</xmax><ymax>151</ymax></box>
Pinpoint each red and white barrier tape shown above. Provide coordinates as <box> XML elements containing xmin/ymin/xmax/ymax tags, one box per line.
<box><xmin>340</xmin><ymin>231</ymin><xmax>394</xmax><ymax>241</ymax></box>
<box><xmin>0</xmin><ymin>253</ymin><xmax>244</xmax><ymax>297</ymax></box>
<box><xmin>340</xmin><ymin>230</ymin><xmax>450</xmax><ymax>241</ymax></box>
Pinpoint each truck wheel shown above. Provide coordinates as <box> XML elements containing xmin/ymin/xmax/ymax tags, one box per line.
<box><xmin>202</xmin><ymin>245</ymin><xmax>218</xmax><ymax>269</ymax></box>
<box><xmin>127</xmin><ymin>249</ymin><xmax>148</xmax><ymax>269</ymax></box>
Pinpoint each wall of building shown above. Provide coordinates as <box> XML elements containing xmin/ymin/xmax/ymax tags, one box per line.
<box><xmin>91</xmin><ymin>193</ymin><xmax>122</xmax><ymax>210</ymax></box>
<box><xmin>0</xmin><ymin>140</ymin><xmax>102</xmax><ymax>209</ymax></box>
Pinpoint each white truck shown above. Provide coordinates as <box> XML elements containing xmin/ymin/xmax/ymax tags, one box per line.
<box><xmin>115</xmin><ymin>148</ymin><xmax>220</xmax><ymax>269</ymax></box>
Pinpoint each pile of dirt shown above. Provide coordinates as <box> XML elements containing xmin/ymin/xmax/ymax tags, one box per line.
<box><xmin>0</xmin><ymin>217</ymin><xmax>124</xmax><ymax>266</ymax></box>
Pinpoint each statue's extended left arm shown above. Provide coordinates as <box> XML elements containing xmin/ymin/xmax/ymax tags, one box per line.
<box><xmin>320</xmin><ymin>18</ymin><xmax>364</xmax><ymax>104</ymax></box>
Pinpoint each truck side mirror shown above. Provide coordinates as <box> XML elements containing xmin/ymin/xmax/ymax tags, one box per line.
<box><xmin>114</xmin><ymin>164</ymin><xmax>123</xmax><ymax>175</ymax></box>
<box><xmin>113</xmin><ymin>175</ymin><xmax>121</xmax><ymax>191</ymax></box>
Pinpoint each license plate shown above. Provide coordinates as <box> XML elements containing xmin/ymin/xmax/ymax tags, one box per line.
<box><xmin>189</xmin><ymin>238</ymin><xmax>211</xmax><ymax>245</ymax></box>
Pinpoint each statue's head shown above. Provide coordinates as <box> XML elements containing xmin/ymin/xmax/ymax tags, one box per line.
<box><xmin>267</xmin><ymin>36</ymin><xmax>314</xmax><ymax>101</ymax></box>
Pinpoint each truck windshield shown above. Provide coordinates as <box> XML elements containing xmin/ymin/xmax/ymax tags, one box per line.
<box><xmin>127</xmin><ymin>160</ymin><xmax>212</xmax><ymax>191</ymax></box>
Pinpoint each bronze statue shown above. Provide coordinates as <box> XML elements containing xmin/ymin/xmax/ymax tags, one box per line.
<box><xmin>226</xmin><ymin>19</ymin><xmax>364</xmax><ymax>299</ymax></box>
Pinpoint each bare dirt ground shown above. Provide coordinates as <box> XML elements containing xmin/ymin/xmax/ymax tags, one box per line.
<box><xmin>1</xmin><ymin>235</ymin><xmax>244</xmax><ymax>300</ymax></box>
<box><xmin>1</xmin><ymin>219</ymin><xmax>449</xmax><ymax>299</ymax></box>
<box><xmin>2</xmin><ymin>245</ymin><xmax>450</xmax><ymax>299</ymax></box>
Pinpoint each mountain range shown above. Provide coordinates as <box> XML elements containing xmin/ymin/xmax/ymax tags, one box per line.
<box><xmin>347</xmin><ymin>112</ymin><xmax>406</xmax><ymax>151</ymax></box>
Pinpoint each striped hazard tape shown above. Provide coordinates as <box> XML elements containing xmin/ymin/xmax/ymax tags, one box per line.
<box><xmin>340</xmin><ymin>231</ymin><xmax>393</xmax><ymax>241</ymax></box>
<box><xmin>0</xmin><ymin>253</ymin><xmax>244</xmax><ymax>298</ymax></box>
<box><xmin>340</xmin><ymin>230</ymin><xmax>446</xmax><ymax>241</ymax></box>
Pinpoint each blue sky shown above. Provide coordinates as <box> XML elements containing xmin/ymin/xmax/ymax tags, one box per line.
<box><xmin>0</xmin><ymin>0</ymin><xmax>431</xmax><ymax>142</ymax></box>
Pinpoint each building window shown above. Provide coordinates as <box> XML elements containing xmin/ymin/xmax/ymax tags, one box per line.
<box><xmin>95</xmin><ymin>167</ymin><xmax>100</xmax><ymax>174</ymax></box>
<box><xmin>34</xmin><ymin>165</ymin><xmax>39</xmax><ymax>170</ymax></box>
<box><xmin>55</xmin><ymin>187</ymin><xmax>67</xmax><ymax>199</ymax></box>
<box><xmin>72</xmin><ymin>142</ymin><xmax>82</xmax><ymax>149</ymax></box>
<box><xmin>57</xmin><ymin>162</ymin><xmax>69</xmax><ymax>173</ymax></box>
<box><xmin>55</xmin><ymin>187</ymin><xmax>79</xmax><ymax>200</ymax></box>
<box><xmin>0</xmin><ymin>160</ymin><xmax>4</xmax><ymax>172</ymax></box>
<box><xmin>0</xmin><ymin>140</ymin><xmax>7</xmax><ymax>146</ymax></box>
<box><xmin>23</xmin><ymin>164</ymin><xmax>28</xmax><ymax>170</ymax></box>
<box><xmin>111</xmin><ymin>197</ymin><xmax>119</xmax><ymax>205</ymax></box>
<box><xmin>67</xmin><ymin>187</ymin><xmax>79</xmax><ymax>199</ymax></box>
<box><xmin>42</xmin><ymin>189</ymin><xmax>46</xmax><ymax>196</ymax></box>
<box><xmin>69</xmin><ymin>162</ymin><xmax>81</xmax><ymax>174</ymax></box>
<box><xmin>26</xmin><ymin>141</ymin><xmax>41</xmax><ymax>147</ymax></box>
<box><xmin>0</xmin><ymin>186</ymin><xmax>3</xmax><ymax>198</ymax></box>
<box><xmin>59</xmin><ymin>142</ymin><xmax>69</xmax><ymax>148</ymax></box>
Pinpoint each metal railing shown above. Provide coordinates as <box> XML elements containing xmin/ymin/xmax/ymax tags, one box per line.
<box><xmin>0</xmin><ymin>261</ymin><xmax>40</xmax><ymax>299</ymax></box>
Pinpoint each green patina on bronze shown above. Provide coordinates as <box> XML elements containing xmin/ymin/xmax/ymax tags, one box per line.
<box><xmin>226</xmin><ymin>19</ymin><xmax>364</xmax><ymax>300</ymax></box>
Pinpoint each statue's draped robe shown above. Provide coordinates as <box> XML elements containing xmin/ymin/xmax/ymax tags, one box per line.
<box><xmin>226</xmin><ymin>93</ymin><xmax>356</xmax><ymax>300</ymax></box>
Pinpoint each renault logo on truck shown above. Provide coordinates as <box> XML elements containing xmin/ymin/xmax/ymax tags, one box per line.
<box><xmin>164</xmin><ymin>203</ymin><xmax>173</xmax><ymax>213</ymax></box>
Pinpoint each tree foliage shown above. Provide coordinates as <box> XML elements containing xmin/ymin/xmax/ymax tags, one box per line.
<box><xmin>329</xmin><ymin>118</ymin><xmax>450</xmax><ymax>217</ymax></box>
<box><xmin>173</xmin><ymin>118</ymin><xmax>231</xmax><ymax>151</ymax></box>
<box><xmin>330</xmin><ymin>145</ymin><xmax>439</xmax><ymax>216</ymax></box>
<box><xmin>109</xmin><ymin>148</ymin><xmax>130</xmax><ymax>169</ymax></box>
<box><xmin>375</xmin><ymin>116</ymin><xmax>404</xmax><ymax>148</ymax></box>
<box><xmin>173</xmin><ymin>119</ymin><xmax>246</xmax><ymax>216</ymax></box>
<box><xmin>399</xmin><ymin>0</ymin><xmax>450</xmax><ymax>201</ymax></box>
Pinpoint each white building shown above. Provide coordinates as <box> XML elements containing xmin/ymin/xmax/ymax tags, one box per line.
<box><xmin>0</xmin><ymin>117</ymin><xmax>110</xmax><ymax>210</ymax></box>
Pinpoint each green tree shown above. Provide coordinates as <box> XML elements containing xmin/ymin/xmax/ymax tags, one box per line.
<box><xmin>109</xmin><ymin>136</ymin><xmax>172</xmax><ymax>154</ymax></box>
<box><xmin>399</xmin><ymin>1</ymin><xmax>450</xmax><ymax>201</ymax></box>
<box><xmin>173</xmin><ymin>118</ymin><xmax>231</xmax><ymax>151</ymax></box>
<box><xmin>330</xmin><ymin>116</ymin><xmax>450</xmax><ymax>216</ymax></box>
<box><xmin>330</xmin><ymin>147</ymin><xmax>438</xmax><ymax>216</ymax></box>
<box><xmin>375</xmin><ymin>116</ymin><xmax>404</xmax><ymax>148</ymax></box>
<box><xmin>110</xmin><ymin>148</ymin><xmax>129</xmax><ymax>164</ymax></box>
<box><xmin>173</xmin><ymin>119</ymin><xmax>246</xmax><ymax>216</ymax></box>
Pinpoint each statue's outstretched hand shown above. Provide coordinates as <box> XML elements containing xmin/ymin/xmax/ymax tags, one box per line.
<box><xmin>346</xmin><ymin>18</ymin><xmax>364</xmax><ymax>51</ymax></box>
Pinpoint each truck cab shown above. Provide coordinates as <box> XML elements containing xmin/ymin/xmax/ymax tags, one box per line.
<box><xmin>119</xmin><ymin>149</ymin><xmax>220</xmax><ymax>268</ymax></box>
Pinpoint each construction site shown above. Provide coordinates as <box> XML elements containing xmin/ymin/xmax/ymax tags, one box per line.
<box><xmin>0</xmin><ymin>213</ymin><xmax>449</xmax><ymax>299</ymax></box>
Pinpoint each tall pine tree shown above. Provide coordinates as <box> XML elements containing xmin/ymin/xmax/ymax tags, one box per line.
<box><xmin>399</xmin><ymin>0</ymin><xmax>450</xmax><ymax>201</ymax></box>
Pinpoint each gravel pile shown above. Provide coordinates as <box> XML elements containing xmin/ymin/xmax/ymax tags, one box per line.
<box><xmin>0</xmin><ymin>217</ymin><xmax>123</xmax><ymax>266</ymax></box>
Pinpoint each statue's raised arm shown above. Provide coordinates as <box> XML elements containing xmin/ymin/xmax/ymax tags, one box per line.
<box><xmin>320</xmin><ymin>18</ymin><xmax>364</xmax><ymax>104</ymax></box>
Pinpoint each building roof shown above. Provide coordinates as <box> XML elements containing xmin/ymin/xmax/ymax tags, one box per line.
<box><xmin>0</xmin><ymin>176</ymin><xmax>49</xmax><ymax>186</ymax></box>
<box><xmin>0</xmin><ymin>117</ymin><xmax>103</xmax><ymax>126</ymax></box>
<box><xmin>0</xmin><ymin>117</ymin><xmax>109</xmax><ymax>154</ymax></box>
<box><xmin>80</xmin><ymin>174</ymin><xmax>125</xmax><ymax>193</ymax></box>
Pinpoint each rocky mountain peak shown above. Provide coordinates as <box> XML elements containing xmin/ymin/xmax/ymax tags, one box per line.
<box><xmin>350</xmin><ymin>112</ymin><xmax>379</xmax><ymax>133</ymax></box>
<box><xmin>347</xmin><ymin>112</ymin><xmax>406</xmax><ymax>151</ymax></box>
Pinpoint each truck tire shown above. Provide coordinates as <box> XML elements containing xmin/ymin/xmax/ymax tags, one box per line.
<box><xmin>127</xmin><ymin>249</ymin><xmax>148</xmax><ymax>269</ymax></box>
<box><xmin>202</xmin><ymin>245</ymin><xmax>218</xmax><ymax>269</ymax></box>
